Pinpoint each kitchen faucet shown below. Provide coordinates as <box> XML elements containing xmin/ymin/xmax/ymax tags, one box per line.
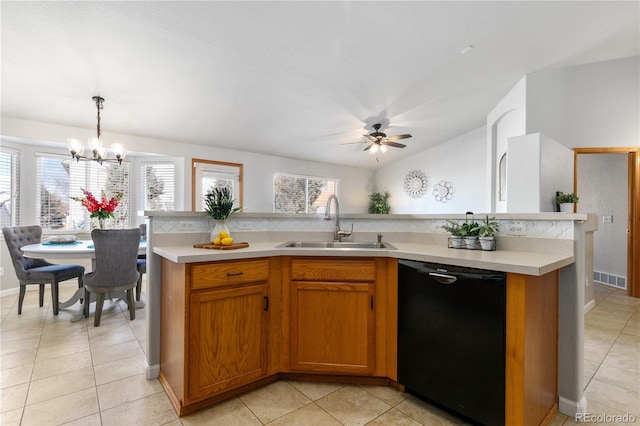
<box><xmin>324</xmin><ymin>194</ymin><xmax>353</xmax><ymax>242</ymax></box>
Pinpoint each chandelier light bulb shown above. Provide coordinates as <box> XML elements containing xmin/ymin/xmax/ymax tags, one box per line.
<box><xmin>88</xmin><ymin>137</ymin><xmax>102</xmax><ymax>152</ymax></box>
<box><xmin>67</xmin><ymin>138</ymin><xmax>84</xmax><ymax>157</ymax></box>
<box><xmin>111</xmin><ymin>143</ymin><xmax>126</xmax><ymax>160</ymax></box>
<box><xmin>95</xmin><ymin>145</ymin><xmax>106</xmax><ymax>160</ymax></box>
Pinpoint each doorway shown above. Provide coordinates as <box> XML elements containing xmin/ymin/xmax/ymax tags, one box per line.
<box><xmin>574</xmin><ymin>148</ymin><xmax>639</xmax><ymax>298</ymax></box>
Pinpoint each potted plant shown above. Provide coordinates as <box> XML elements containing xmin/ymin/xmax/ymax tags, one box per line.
<box><xmin>478</xmin><ymin>216</ymin><xmax>499</xmax><ymax>251</ymax></box>
<box><xmin>368</xmin><ymin>192</ymin><xmax>391</xmax><ymax>214</ymax></box>
<box><xmin>442</xmin><ymin>220</ymin><xmax>464</xmax><ymax>248</ymax></box>
<box><xmin>556</xmin><ymin>192</ymin><xmax>579</xmax><ymax>213</ymax></box>
<box><xmin>460</xmin><ymin>220</ymin><xmax>480</xmax><ymax>249</ymax></box>
<box><xmin>203</xmin><ymin>187</ymin><xmax>242</xmax><ymax>243</ymax></box>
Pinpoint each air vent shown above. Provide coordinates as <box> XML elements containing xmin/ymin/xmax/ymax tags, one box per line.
<box><xmin>594</xmin><ymin>270</ymin><xmax>627</xmax><ymax>290</ymax></box>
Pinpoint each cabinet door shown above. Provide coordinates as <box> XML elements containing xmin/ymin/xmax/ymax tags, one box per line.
<box><xmin>291</xmin><ymin>281</ymin><xmax>375</xmax><ymax>375</ymax></box>
<box><xmin>188</xmin><ymin>284</ymin><xmax>268</xmax><ymax>402</ymax></box>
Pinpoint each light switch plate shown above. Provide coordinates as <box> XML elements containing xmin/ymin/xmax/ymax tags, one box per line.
<box><xmin>602</xmin><ymin>215</ymin><xmax>613</xmax><ymax>223</ymax></box>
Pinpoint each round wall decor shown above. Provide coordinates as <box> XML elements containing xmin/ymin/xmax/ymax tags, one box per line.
<box><xmin>403</xmin><ymin>170</ymin><xmax>428</xmax><ymax>198</ymax></box>
<box><xmin>433</xmin><ymin>180</ymin><xmax>455</xmax><ymax>202</ymax></box>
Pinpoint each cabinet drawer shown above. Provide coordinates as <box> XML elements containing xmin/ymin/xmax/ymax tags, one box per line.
<box><xmin>291</xmin><ymin>258</ymin><xmax>376</xmax><ymax>282</ymax></box>
<box><xmin>191</xmin><ymin>259</ymin><xmax>269</xmax><ymax>290</ymax></box>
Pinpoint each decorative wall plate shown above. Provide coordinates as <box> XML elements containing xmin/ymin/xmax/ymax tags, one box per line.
<box><xmin>403</xmin><ymin>170</ymin><xmax>428</xmax><ymax>198</ymax></box>
<box><xmin>433</xmin><ymin>181</ymin><xmax>455</xmax><ymax>202</ymax></box>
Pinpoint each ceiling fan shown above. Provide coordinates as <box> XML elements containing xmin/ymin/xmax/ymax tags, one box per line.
<box><xmin>345</xmin><ymin>123</ymin><xmax>412</xmax><ymax>154</ymax></box>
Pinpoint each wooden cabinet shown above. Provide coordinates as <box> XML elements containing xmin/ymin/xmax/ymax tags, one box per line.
<box><xmin>158</xmin><ymin>252</ymin><xmax>558</xmax><ymax>424</ymax></box>
<box><xmin>286</xmin><ymin>257</ymin><xmax>395</xmax><ymax>376</ymax></box>
<box><xmin>188</xmin><ymin>283</ymin><xmax>268</xmax><ymax>401</ymax></box>
<box><xmin>160</xmin><ymin>257</ymin><xmax>276</xmax><ymax>415</ymax></box>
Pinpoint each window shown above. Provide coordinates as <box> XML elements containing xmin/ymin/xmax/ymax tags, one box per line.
<box><xmin>0</xmin><ymin>147</ymin><xmax>20</xmax><ymax>227</ymax></box>
<box><xmin>274</xmin><ymin>173</ymin><xmax>338</xmax><ymax>213</ymax></box>
<box><xmin>141</xmin><ymin>162</ymin><xmax>175</xmax><ymax>211</ymax></box>
<box><xmin>192</xmin><ymin>159</ymin><xmax>243</xmax><ymax>211</ymax></box>
<box><xmin>36</xmin><ymin>153</ymin><xmax>130</xmax><ymax>231</ymax></box>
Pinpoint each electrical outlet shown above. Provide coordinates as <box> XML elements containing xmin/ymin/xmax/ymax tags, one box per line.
<box><xmin>506</xmin><ymin>224</ymin><xmax>526</xmax><ymax>236</ymax></box>
<box><xmin>177</xmin><ymin>221</ymin><xmax>195</xmax><ymax>231</ymax></box>
<box><xmin>236</xmin><ymin>221</ymin><xmax>251</xmax><ymax>230</ymax></box>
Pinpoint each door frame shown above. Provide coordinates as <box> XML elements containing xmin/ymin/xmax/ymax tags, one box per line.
<box><xmin>574</xmin><ymin>148</ymin><xmax>639</xmax><ymax>298</ymax></box>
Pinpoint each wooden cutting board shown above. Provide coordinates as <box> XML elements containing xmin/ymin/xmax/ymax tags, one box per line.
<box><xmin>193</xmin><ymin>242</ymin><xmax>250</xmax><ymax>250</ymax></box>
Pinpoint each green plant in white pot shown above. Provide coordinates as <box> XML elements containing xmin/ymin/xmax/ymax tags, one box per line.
<box><xmin>442</xmin><ymin>220</ymin><xmax>464</xmax><ymax>248</ymax></box>
<box><xmin>460</xmin><ymin>220</ymin><xmax>480</xmax><ymax>249</ymax></box>
<box><xmin>368</xmin><ymin>192</ymin><xmax>391</xmax><ymax>214</ymax></box>
<box><xmin>556</xmin><ymin>192</ymin><xmax>579</xmax><ymax>213</ymax></box>
<box><xmin>203</xmin><ymin>187</ymin><xmax>242</xmax><ymax>243</ymax></box>
<box><xmin>478</xmin><ymin>216</ymin><xmax>499</xmax><ymax>251</ymax></box>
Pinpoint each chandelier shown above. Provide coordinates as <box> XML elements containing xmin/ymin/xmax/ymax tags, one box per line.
<box><xmin>67</xmin><ymin>96</ymin><xmax>126</xmax><ymax>165</ymax></box>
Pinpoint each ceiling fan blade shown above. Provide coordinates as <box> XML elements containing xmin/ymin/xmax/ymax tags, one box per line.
<box><xmin>340</xmin><ymin>141</ymin><xmax>367</xmax><ymax>145</ymax></box>
<box><xmin>387</xmin><ymin>134</ymin><xmax>412</xmax><ymax>142</ymax></box>
<box><xmin>382</xmin><ymin>141</ymin><xmax>407</xmax><ymax>148</ymax></box>
<box><xmin>363</xmin><ymin>143</ymin><xmax>374</xmax><ymax>151</ymax></box>
<box><xmin>364</xmin><ymin>134</ymin><xmax>378</xmax><ymax>142</ymax></box>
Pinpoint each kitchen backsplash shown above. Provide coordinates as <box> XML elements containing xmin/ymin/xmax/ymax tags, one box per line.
<box><xmin>149</xmin><ymin>213</ymin><xmax>576</xmax><ymax>240</ymax></box>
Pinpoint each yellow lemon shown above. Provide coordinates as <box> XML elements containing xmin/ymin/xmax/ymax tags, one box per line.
<box><xmin>221</xmin><ymin>237</ymin><xmax>234</xmax><ymax>246</ymax></box>
<box><xmin>219</xmin><ymin>230</ymin><xmax>230</xmax><ymax>239</ymax></box>
<box><xmin>213</xmin><ymin>237</ymin><xmax>222</xmax><ymax>245</ymax></box>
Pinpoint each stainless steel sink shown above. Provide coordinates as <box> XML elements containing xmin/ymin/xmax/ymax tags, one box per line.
<box><xmin>277</xmin><ymin>241</ymin><xmax>396</xmax><ymax>250</ymax></box>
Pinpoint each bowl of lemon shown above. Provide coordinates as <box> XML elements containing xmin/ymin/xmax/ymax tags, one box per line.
<box><xmin>213</xmin><ymin>230</ymin><xmax>234</xmax><ymax>247</ymax></box>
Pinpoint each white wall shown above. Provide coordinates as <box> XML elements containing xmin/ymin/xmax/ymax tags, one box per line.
<box><xmin>540</xmin><ymin>134</ymin><xmax>575</xmax><ymax>212</ymax></box>
<box><xmin>526</xmin><ymin>56</ymin><xmax>640</xmax><ymax>149</ymax></box>
<box><xmin>506</xmin><ymin>134</ymin><xmax>541</xmax><ymax>213</ymax></box>
<box><xmin>374</xmin><ymin>126</ymin><xmax>487</xmax><ymax>214</ymax></box>
<box><xmin>486</xmin><ymin>76</ymin><xmax>527</xmax><ymax>212</ymax></box>
<box><xmin>1</xmin><ymin>117</ymin><xmax>374</xmax><ymax>214</ymax></box>
<box><xmin>507</xmin><ymin>133</ymin><xmax>573</xmax><ymax>213</ymax></box>
<box><xmin>578</xmin><ymin>154</ymin><xmax>628</xmax><ymax>279</ymax></box>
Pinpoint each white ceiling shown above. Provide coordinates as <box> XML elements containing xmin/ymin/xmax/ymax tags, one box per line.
<box><xmin>2</xmin><ymin>1</ymin><xmax>638</xmax><ymax>169</ymax></box>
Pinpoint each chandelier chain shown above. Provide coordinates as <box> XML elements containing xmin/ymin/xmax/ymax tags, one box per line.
<box><xmin>93</xmin><ymin>96</ymin><xmax>104</xmax><ymax>140</ymax></box>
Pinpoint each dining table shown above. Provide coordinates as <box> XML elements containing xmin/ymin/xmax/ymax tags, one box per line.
<box><xmin>21</xmin><ymin>238</ymin><xmax>147</xmax><ymax>322</ymax></box>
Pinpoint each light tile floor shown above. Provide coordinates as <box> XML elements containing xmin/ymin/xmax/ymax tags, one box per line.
<box><xmin>1</xmin><ymin>283</ymin><xmax>638</xmax><ymax>425</ymax></box>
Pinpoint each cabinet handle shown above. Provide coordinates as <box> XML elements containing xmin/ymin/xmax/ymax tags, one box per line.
<box><xmin>227</xmin><ymin>271</ymin><xmax>244</xmax><ymax>277</ymax></box>
<box><xmin>264</xmin><ymin>296</ymin><xmax>269</xmax><ymax>311</ymax></box>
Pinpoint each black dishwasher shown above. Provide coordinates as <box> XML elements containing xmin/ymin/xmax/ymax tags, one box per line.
<box><xmin>398</xmin><ymin>259</ymin><xmax>506</xmax><ymax>426</ymax></box>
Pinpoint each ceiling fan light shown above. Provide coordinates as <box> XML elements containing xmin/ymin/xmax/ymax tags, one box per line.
<box><xmin>380</xmin><ymin>145</ymin><xmax>388</xmax><ymax>153</ymax></box>
<box><xmin>370</xmin><ymin>144</ymin><xmax>379</xmax><ymax>154</ymax></box>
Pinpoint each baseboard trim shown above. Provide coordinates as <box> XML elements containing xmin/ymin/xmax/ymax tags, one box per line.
<box><xmin>584</xmin><ymin>299</ymin><xmax>596</xmax><ymax>314</ymax></box>
<box><xmin>145</xmin><ymin>362</ymin><xmax>160</xmax><ymax>379</ymax></box>
<box><xmin>558</xmin><ymin>395</ymin><xmax>588</xmax><ymax>418</ymax></box>
<box><xmin>0</xmin><ymin>281</ymin><xmax>80</xmax><ymax>298</ymax></box>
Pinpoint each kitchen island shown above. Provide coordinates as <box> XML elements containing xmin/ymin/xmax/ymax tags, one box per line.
<box><xmin>145</xmin><ymin>211</ymin><xmax>596</xmax><ymax>425</ymax></box>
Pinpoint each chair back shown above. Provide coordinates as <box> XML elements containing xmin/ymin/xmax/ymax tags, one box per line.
<box><xmin>2</xmin><ymin>225</ymin><xmax>51</xmax><ymax>280</ymax></box>
<box><xmin>87</xmin><ymin>229</ymin><xmax>141</xmax><ymax>289</ymax></box>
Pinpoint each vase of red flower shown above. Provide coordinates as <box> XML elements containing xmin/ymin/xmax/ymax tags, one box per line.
<box><xmin>71</xmin><ymin>188</ymin><xmax>123</xmax><ymax>229</ymax></box>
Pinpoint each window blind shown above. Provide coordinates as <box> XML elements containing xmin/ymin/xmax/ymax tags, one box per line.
<box><xmin>141</xmin><ymin>162</ymin><xmax>175</xmax><ymax>211</ymax></box>
<box><xmin>0</xmin><ymin>147</ymin><xmax>20</xmax><ymax>227</ymax></box>
<box><xmin>35</xmin><ymin>153</ymin><xmax>131</xmax><ymax>230</ymax></box>
<box><xmin>274</xmin><ymin>172</ymin><xmax>338</xmax><ymax>214</ymax></box>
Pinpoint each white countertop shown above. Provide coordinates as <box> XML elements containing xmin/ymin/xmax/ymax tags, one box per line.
<box><xmin>153</xmin><ymin>241</ymin><xmax>573</xmax><ymax>276</ymax></box>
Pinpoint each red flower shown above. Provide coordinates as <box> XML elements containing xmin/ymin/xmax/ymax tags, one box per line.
<box><xmin>71</xmin><ymin>188</ymin><xmax>123</xmax><ymax>221</ymax></box>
